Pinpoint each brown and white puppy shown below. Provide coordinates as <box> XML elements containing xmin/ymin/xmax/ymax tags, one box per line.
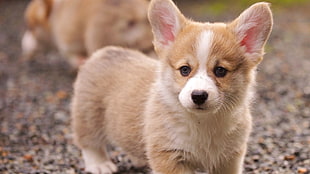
<box><xmin>71</xmin><ymin>0</ymin><xmax>273</xmax><ymax>173</ymax></box>
<box><xmin>22</xmin><ymin>0</ymin><xmax>153</xmax><ymax>68</ymax></box>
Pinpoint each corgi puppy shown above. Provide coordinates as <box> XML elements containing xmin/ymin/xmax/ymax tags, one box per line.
<box><xmin>71</xmin><ymin>0</ymin><xmax>273</xmax><ymax>173</ymax></box>
<box><xmin>22</xmin><ymin>0</ymin><xmax>153</xmax><ymax>68</ymax></box>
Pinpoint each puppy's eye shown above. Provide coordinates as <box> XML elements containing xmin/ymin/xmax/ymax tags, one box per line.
<box><xmin>179</xmin><ymin>66</ymin><xmax>191</xmax><ymax>77</ymax></box>
<box><xmin>214</xmin><ymin>67</ymin><xmax>227</xmax><ymax>77</ymax></box>
<box><xmin>127</xmin><ymin>20</ymin><xmax>137</xmax><ymax>28</ymax></box>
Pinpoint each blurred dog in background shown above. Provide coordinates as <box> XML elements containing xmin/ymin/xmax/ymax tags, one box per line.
<box><xmin>21</xmin><ymin>0</ymin><xmax>153</xmax><ymax>68</ymax></box>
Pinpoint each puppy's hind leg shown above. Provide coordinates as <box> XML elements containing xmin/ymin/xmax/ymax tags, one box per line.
<box><xmin>72</xmin><ymin>113</ymin><xmax>117</xmax><ymax>174</ymax></box>
<box><xmin>71</xmin><ymin>92</ymin><xmax>117</xmax><ymax>173</ymax></box>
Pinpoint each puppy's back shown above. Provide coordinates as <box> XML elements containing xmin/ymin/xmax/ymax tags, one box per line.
<box><xmin>71</xmin><ymin>46</ymin><xmax>158</xmax><ymax>159</ymax></box>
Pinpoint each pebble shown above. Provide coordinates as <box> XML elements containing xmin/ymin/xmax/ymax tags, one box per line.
<box><xmin>298</xmin><ymin>168</ymin><xmax>308</xmax><ymax>173</ymax></box>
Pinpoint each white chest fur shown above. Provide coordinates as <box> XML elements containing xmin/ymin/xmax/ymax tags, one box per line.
<box><xmin>163</xmin><ymin>110</ymin><xmax>246</xmax><ymax>170</ymax></box>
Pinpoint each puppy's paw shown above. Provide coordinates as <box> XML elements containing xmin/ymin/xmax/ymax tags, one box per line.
<box><xmin>82</xmin><ymin>149</ymin><xmax>118</xmax><ymax>174</ymax></box>
<box><xmin>85</xmin><ymin>161</ymin><xmax>118</xmax><ymax>174</ymax></box>
<box><xmin>128</xmin><ymin>154</ymin><xmax>147</xmax><ymax>168</ymax></box>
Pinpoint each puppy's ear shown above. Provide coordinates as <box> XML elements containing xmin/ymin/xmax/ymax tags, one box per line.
<box><xmin>26</xmin><ymin>0</ymin><xmax>53</xmax><ymax>27</ymax></box>
<box><xmin>231</xmin><ymin>2</ymin><xmax>273</xmax><ymax>63</ymax></box>
<box><xmin>37</xmin><ymin>0</ymin><xmax>53</xmax><ymax>22</ymax></box>
<box><xmin>148</xmin><ymin>0</ymin><xmax>186</xmax><ymax>54</ymax></box>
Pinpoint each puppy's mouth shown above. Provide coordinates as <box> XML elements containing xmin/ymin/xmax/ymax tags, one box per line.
<box><xmin>195</xmin><ymin>106</ymin><xmax>205</xmax><ymax>110</ymax></box>
<box><xmin>188</xmin><ymin>104</ymin><xmax>221</xmax><ymax>115</ymax></box>
<box><xmin>185</xmin><ymin>105</ymin><xmax>209</xmax><ymax>114</ymax></box>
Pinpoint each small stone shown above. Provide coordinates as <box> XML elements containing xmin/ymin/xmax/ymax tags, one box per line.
<box><xmin>56</xmin><ymin>90</ymin><xmax>68</xmax><ymax>100</ymax></box>
<box><xmin>252</xmin><ymin>155</ymin><xmax>260</xmax><ymax>162</ymax></box>
<box><xmin>23</xmin><ymin>154</ymin><xmax>33</xmax><ymax>162</ymax></box>
<box><xmin>284</xmin><ymin>155</ymin><xmax>296</xmax><ymax>161</ymax></box>
<box><xmin>298</xmin><ymin>168</ymin><xmax>307</xmax><ymax>173</ymax></box>
<box><xmin>54</xmin><ymin>111</ymin><xmax>68</xmax><ymax>122</ymax></box>
<box><xmin>1</xmin><ymin>151</ymin><xmax>8</xmax><ymax>157</ymax></box>
<box><xmin>65</xmin><ymin>168</ymin><xmax>75</xmax><ymax>174</ymax></box>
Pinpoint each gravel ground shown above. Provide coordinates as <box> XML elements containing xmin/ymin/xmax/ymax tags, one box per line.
<box><xmin>0</xmin><ymin>0</ymin><xmax>309</xmax><ymax>174</ymax></box>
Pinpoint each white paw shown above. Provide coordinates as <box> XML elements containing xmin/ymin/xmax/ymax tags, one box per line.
<box><xmin>85</xmin><ymin>161</ymin><xmax>118</xmax><ymax>174</ymax></box>
<box><xmin>21</xmin><ymin>31</ymin><xmax>38</xmax><ymax>59</ymax></box>
<box><xmin>82</xmin><ymin>149</ymin><xmax>118</xmax><ymax>174</ymax></box>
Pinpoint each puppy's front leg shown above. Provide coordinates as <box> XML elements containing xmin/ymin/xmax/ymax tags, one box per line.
<box><xmin>211</xmin><ymin>147</ymin><xmax>246</xmax><ymax>174</ymax></box>
<box><xmin>148</xmin><ymin>150</ymin><xmax>195</xmax><ymax>174</ymax></box>
<box><xmin>82</xmin><ymin>148</ymin><xmax>118</xmax><ymax>174</ymax></box>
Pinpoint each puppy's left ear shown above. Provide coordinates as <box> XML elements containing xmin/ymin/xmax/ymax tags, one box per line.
<box><xmin>231</xmin><ymin>2</ymin><xmax>273</xmax><ymax>63</ymax></box>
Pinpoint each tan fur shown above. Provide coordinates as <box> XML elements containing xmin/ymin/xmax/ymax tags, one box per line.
<box><xmin>71</xmin><ymin>47</ymin><xmax>157</xmax><ymax>172</ymax></box>
<box><xmin>71</xmin><ymin>1</ymin><xmax>273</xmax><ymax>173</ymax></box>
<box><xmin>22</xmin><ymin>0</ymin><xmax>153</xmax><ymax>68</ymax></box>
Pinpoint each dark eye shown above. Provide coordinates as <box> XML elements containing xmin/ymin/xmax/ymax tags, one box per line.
<box><xmin>179</xmin><ymin>66</ymin><xmax>191</xmax><ymax>77</ymax></box>
<box><xmin>214</xmin><ymin>67</ymin><xmax>227</xmax><ymax>77</ymax></box>
<box><xmin>127</xmin><ymin>20</ymin><xmax>137</xmax><ymax>28</ymax></box>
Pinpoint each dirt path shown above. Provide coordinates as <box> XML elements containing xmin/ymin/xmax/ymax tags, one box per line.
<box><xmin>0</xmin><ymin>1</ymin><xmax>309</xmax><ymax>173</ymax></box>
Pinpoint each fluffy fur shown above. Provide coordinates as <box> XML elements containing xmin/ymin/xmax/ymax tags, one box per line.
<box><xmin>22</xmin><ymin>0</ymin><xmax>153</xmax><ymax>68</ymax></box>
<box><xmin>71</xmin><ymin>0</ymin><xmax>273</xmax><ymax>173</ymax></box>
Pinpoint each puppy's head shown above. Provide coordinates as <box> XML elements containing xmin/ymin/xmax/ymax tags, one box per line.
<box><xmin>22</xmin><ymin>0</ymin><xmax>53</xmax><ymax>59</ymax></box>
<box><xmin>149</xmin><ymin>0</ymin><xmax>273</xmax><ymax>114</ymax></box>
<box><xmin>104</xmin><ymin>0</ymin><xmax>153</xmax><ymax>53</ymax></box>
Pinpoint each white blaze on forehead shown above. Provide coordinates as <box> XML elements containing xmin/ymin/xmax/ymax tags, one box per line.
<box><xmin>194</xmin><ymin>29</ymin><xmax>215</xmax><ymax>87</ymax></box>
<box><xmin>196</xmin><ymin>30</ymin><xmax>214</xmax><ymax>70</ymax></box>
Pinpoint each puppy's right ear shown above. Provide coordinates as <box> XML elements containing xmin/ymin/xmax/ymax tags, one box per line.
<box><xmin>148</xmin><ymin>0</ymin><xmax>185</xmax><ymax>54</ymax></box>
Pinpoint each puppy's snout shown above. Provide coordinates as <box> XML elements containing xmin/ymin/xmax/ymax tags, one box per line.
<box><xmin>191</xmin><ymin>90</ymin><xmax>208</xmax><ymax>105</ymax></box>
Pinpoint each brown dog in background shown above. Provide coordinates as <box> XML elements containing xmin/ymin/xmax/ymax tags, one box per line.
<box><xmin>22</xmin><ymin>0</ymin><xmax>153</xmax><ymax>68</ymax></box>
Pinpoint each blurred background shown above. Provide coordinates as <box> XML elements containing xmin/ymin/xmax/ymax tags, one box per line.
<box><xmin>0</xmin><ymin>0</ymin><xmax>309</xmax><ymax>173</ymax></box>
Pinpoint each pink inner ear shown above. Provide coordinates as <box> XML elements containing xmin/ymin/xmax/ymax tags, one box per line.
<box><xmin>156</xmin><ymin>7</ymin><xmax>176</xmax><ymax>45</ymax></box>
<box><xmin>240</xmin><ymin>26</ymin><xmax>257</xmax><ymax>53</ymax></box>
<box><xmin>159</xmin><ymin>21</ymin><xmax>175</xmax><ymax>45</ymax></box>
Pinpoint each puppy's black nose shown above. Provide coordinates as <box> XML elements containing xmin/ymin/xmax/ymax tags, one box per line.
<box><xmin>191</xmin><ymin>90</ymin><xmax>208</xmax><ymax>105</ymax></box>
